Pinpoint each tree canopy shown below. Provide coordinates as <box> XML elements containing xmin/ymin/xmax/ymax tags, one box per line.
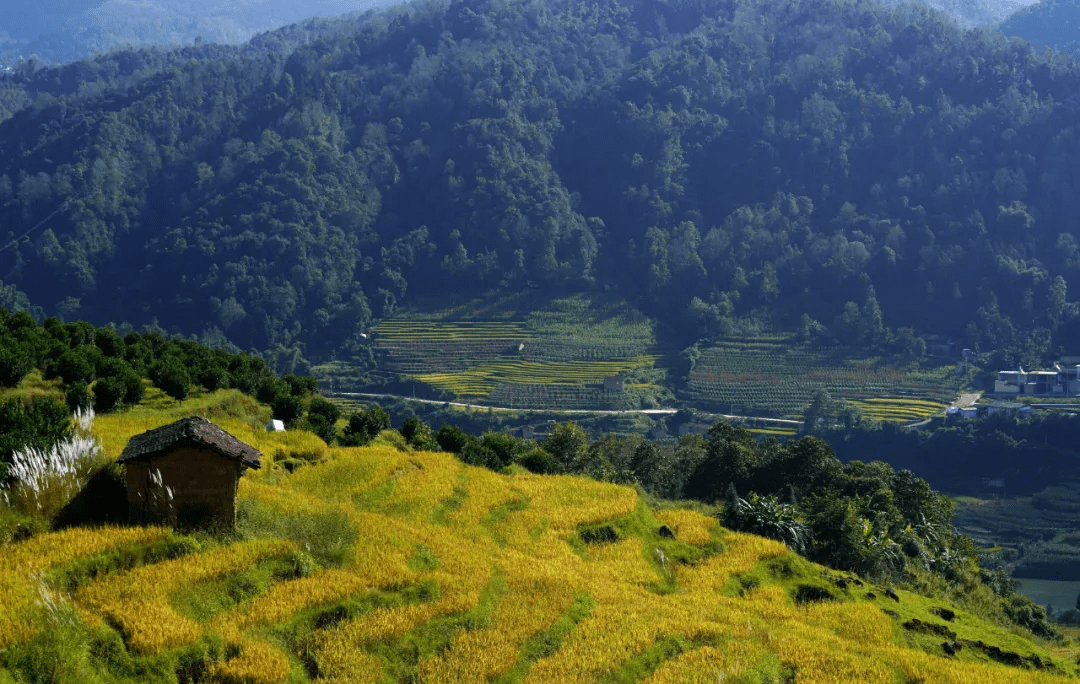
<box><xmin>1</xmin><ymin>0</ymin><xmax>1079</xmax><ymax>369</ymax></box>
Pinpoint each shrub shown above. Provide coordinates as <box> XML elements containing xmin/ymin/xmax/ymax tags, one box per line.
<box><xmin>271</xmin><ymin>394</ymin><xmax>304</xmax><ymax>427</ymax></box>
<box><xmin>91</xmin><ymin>377</ymin><xmax>125</xmax><ymax>414</ymax></box>
<box><xmin>0</xmin><ymin>397</ymin><xmax>71</xmax><ymax>464</ymax></box>
<box><xmin>341</xmin><ymin>406</ymin><xmax>391</xmax><ymax>447</ymax></box>
<box><xmin>401</xmin><ymin>416</ymin><xmax>438</xmax><ymax>451</ymax></box>
<box><xmin>55</xmin><ymin>348</ymin><xmax>97</xmax><ymax>385</ymax></box>
<box><xmin>304</xmin><ymin>396</ymin><xmax>341</xmax><ymax>443</ymax></box>
<box><xmin>152</xmin><ymin>360</ymin><xmax>191</xmax><ymax>401</ymax></box>
<box><xmin>724</xmin><ymin>488</ymin><xmax>810</xmax><ymax>555</ymax></box>
<box><xmin>518</xmin><ymin>448</ymin><xmax>558</xmax><ymax>474</ymax></box>
<box><xmin>435</xmin><ymin>424</ymin><xmax>471</xmax><ymax>454</ymax></box>
<box><xmin>66</xmin><ymin>381</ymin><xmax>91</xmax><ymax>413</ymax></box>
<box><xmin>0</xmin><ymin>347</ymin><xmax>30</xmax><ymax>387</ymax></box>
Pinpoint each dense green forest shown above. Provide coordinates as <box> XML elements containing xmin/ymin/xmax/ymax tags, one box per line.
<box><xmin>2</xmin><ymin>0</ymin><xmax>1080</xmax><ymax>373</ymax></box>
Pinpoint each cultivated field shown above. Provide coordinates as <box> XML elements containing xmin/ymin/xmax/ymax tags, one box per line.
<box><xmin>685</xmin><ymin>335</ymin><xmax>956</xmax><ymax>420</ymax></box>
<box><xmin>362</xmin><ymin>296</ymin><xmax>668</xmax><ymax>410</ymax></box>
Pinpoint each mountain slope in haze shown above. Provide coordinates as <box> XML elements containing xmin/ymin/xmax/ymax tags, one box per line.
<box><xmin>0</xmin><ymin>0</ymin><xmax>395</xmax><ymax>65</ymax></box>
<box><xmin>1000</xmin><ymin>0</ymin><xmax>1080</xmax><ymax>52</ymax></box>
<box><xmin>884</xmin><ymin>0</ymin><xmax>1038</xmax><ymax>28</ymax></box>
<box><xmin>2</xmin><ymin>0</ymin><xmax>1080</xmax><ymax>372</ymax></box>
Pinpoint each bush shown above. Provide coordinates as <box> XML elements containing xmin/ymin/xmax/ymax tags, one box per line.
<box><xmin>91</xmin><ymin>377</ymin><xmax>125</xmax><ymax>414</ymax></box>
<box><xmin>66</xmin><ymin>380</ymin><xmax>91</xmax><ymax>413</ymax></box>
<box><xmin>271</xmin><ymin>394</ymin><xmax>304</xmax><ymax>426</ymax></box>
<box><xmin>401</xmin><ymin>416</ymin><xmax>438</xmax><ymax>451</ymax></box>
<box><xmin>341</xmin><ymin>406</ymin><xmax>391</xmax><ymax>447</ymax></box>
<box><xmin>305</xmin><ymin>396</ymin><xmax>341</xmax><ymax>443</ymax></box>
<box><xmin>152</xmin><ymin>360</ymin><xmax>190</xmax><ymax>401</ymax></box>
<box><xmin>55</xmin><ymin>348</ymin><xmax>97</xmax><ymax>385</ymax></box>
<box><xmin>518</xmin><ymin>448</ymin><xmax>558</xmax><ymax>474</ymax></box>
<box><xmin>0</xmin><ymin>397</ymin><xmax>71</xmax><ymax>464</ymax></box>
<box><xmin>435</xmin><ymin>424</ymin><xmax>471</xmax><ymax>454</ymax></box>
<box><xmin>0</xmin><ymin>347</ymin><xmax>30</xmax><ymax>387</ymax></box>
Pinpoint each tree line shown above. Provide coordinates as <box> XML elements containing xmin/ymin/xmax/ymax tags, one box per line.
<box><xmin>0</xmin><ymin>306</ymin><xmax>320</xmax><ymax>479</ymax></box>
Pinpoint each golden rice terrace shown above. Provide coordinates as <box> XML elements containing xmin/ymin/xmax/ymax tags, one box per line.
<box><xmin>2</xmin><ymin>420</ymin><xmax>1077</xmax><ymax>682</ymax></box>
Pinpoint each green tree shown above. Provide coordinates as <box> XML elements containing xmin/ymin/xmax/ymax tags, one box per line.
<box><xmin>305</xmin><ymin>396</ymin><xmax>341</xmax><ymax>443</ymax></box>
<box><xmin>342</xmin><ymin>405</ymin><xmax>391</xmax><ymax>446</ymax></box>
<box><xmin>401</xmin><ymin>416</ymin><xmax>438</xmax><ymax>451</ymax></box>
<box><xmin>543</xmin><ymin>422</ymin><xmax>589</xmax><ymax>473</ymax></box>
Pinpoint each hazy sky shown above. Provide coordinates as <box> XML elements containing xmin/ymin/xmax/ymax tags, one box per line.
<box><xmin>0</xmin><ymin>0</ymin><xmax>398</xmax><ymax>62</ymax></box>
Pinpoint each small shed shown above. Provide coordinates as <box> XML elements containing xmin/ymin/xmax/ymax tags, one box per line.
<box><xmin>267</xmin><ymin>419</ymin><xmax>285</xmax><ymax>432</ymax></box>
<box><xmin>603</xmin><ymin>374</ymin><xmax>626</xmax><ymax>393</ymax></box>
<box><xmin>118</xmin><ymin>416</ymin><xmax>262</xmax><ymax>528</ymax></box>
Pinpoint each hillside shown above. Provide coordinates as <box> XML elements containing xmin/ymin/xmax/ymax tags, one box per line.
<box><xmin>1</xmin><ymin>0</ymin><xmax>1080</xmax><ymax>384</ymax></box>
<box><xmin>1</xmin><ymin>395</ymin><xmax>1078</xmax><ymax>682</ymax></box>
<box><xmin>0</xmin><ymin>0</ymin><xmax>393</xmax><ymax>65</ymax></box>
<box><xmin>1000</xmin><ymin>0</ymin><xmax>1080</xmax><ymax>51</ymax></box>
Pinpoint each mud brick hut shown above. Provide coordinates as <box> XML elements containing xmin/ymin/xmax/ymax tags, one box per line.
<box><xmin>118</xmin><ymin>416</ymin><xmax>261</xmax><ymax>528</ymax></box>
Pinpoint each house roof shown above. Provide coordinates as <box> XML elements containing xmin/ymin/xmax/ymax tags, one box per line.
<box><xmin>118</xmin><ymin>416</ymin><xmax>262</xmax><ymax>469</ymax></box>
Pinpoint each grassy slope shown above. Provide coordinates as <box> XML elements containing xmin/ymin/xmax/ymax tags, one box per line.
<box><xmin>1</xmin><ymin>391</ymin><xmax>1078</xmax><ymax>682</ymax></box>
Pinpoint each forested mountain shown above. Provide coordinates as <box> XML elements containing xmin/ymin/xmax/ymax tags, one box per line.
<box><xmin>1000</xmin><ymin>0</ymin><xmax>1080</xmax><ymax>52</ymax></box>
<box><xmin>0</xmin><ymin>0</ymin><xmax>1033</xmax><ymax>67</ymax></box>
<box><xmin>0</xmin><ymin>0</ymin><xmax>393</xmax><ymax>65</ymax></box>
<box><xmin>886</xmin><ymin>0</ymin><xmax>1037</xmax><ymax>28</ymax></box>
<box><xmin>2</xmin><ymin>0</ymin><xmax>1080</xmax><ymax>370</ymax></box>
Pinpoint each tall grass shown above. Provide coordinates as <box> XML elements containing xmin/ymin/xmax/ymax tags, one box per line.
<box><xmin>1</xmin><ymin>408</ymin><xmax>111</xmax><ymax>520</ymax></box>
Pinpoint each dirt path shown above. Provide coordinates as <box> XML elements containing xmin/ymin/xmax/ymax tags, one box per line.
<box><xmin>951</xmin><ymin>392</ymin><xmax>983</xmax><ymax>408</ymax></box>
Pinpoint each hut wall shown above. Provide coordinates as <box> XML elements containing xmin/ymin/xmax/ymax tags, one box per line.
<box><xmin>125</xmin><ymin>446</ymin><xmax>243</xmax><ymax>527</ymax></box>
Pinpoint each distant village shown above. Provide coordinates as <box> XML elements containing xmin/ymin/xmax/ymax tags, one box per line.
<box><xmin>945</xmin><ymin>357</ymin><xmax>1080</xmax><ymax>420</ymax></box>
<box><xmin>993</xmin><ymin>358</ymin><xmax>1080</xmax><ymax>397</ymax></box>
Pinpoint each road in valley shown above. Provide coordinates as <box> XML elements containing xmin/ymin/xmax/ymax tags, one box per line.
<box><xmin>328</xmin><ymin>391</ymin><xmax>804</xmax><ymax>426</ymax></box>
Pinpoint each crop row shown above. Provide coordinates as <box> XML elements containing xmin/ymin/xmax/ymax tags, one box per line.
<box><xmin>76</xmin><ymin>539</ymin><xmax>297</xmax><ymax>654</ymax></box>
<box><xmin>488</xmin><ymin>384</ymin><xmax>622</xmax><ymax>410</ymax></box>
<box><xmin>0</xmin><ymin>526</ymin><xmax>171</xmax><ymax>646</ymax></box>
<box><xmin>374</xmin><ymin>321</ymin><xmax>530</xmax><ymax>341</ymax></box>
<box><xmin>415</xmin><ymin>357</ymin><xmax>658</xmax><ymax>398</ymax></box>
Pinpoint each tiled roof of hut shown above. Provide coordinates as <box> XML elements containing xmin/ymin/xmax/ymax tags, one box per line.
<box><xmin>118</xmin><ymin>416</ymin><xmax>262</xmax><ymax>469</ymax></box>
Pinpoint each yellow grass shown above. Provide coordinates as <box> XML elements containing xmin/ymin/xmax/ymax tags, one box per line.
<box><xmin>654</xmin><ymin>509</ymin><xmax>718</xmax><ymax>546</ymax></box>
<box><xmin>7</xmin><ymin>418</ymin><xmax>1075</xmax><ymax>683</ymax></box>
<box><xmin>207</xmin><ymin>640</ymin><xmax>292</xmax><ymax>684</ymax></box>
<box><xmin>0</xmin><ymin>526</ymin><xmax>171</xmax><ymax>646</ymax></box>
<box><xmin>76</xmin><ymin>539</ymin><xmax>295</xmax><ymax>654</ymax></box>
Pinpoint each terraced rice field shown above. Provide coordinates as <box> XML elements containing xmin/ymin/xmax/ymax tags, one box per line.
<box><xmin>684</xmin><ymin>335</ymin><xmax>957</xmax><ymax>419</ymax></box>
<box><xmin>416</xmin><ymin>357</ymin><xmax>660</xmax><ymax>398</ymax></box>
<box><xmin>369</xmin><ymin>297</ymin><xmax>663</xmax><ymax>409</ymax></box>
<box><xmin>5</xmin><ymin>438</ymin><xmax>1076</xmax><ymax>683</ymax></box>
<box><xmin>851</xmin><ymin>397</ymin><xmax>948</xmax><ymax>423</ymax></box>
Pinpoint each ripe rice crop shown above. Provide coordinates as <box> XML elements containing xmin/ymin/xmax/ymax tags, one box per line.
<box><xmin>415</xmin><ymin>357</ymin><xmax>659</xmax><ymax>398</ymax></box>
<box><xmin>213</xmin><ymin>569</ymin><xmax>374</xmax><ymax>641</ymax></box>
<box><xmin>653</xmin><ymin>509</ymin><xmax>718</xmax><ymax>546</ymax></box>
<box><xmin>417</xmin><ymin>553</ymin><xmax>579</xmax><ymax>683</ymax></box>
<box><xmin>0</xmin><ymin>526</ymin><xmax>170</xmax><ymax>646</ymax></box>
<box><xmin>641</xmin><ymin>640</ymin><xmax>770</xmax><ymax>684</ymax></box>
<box><xmin>76</xmin><ymin>539</ymin><xmax>295</xmax><ymax>654</ymax></box>
<box><xmin>207</xmin><ymin>640</ymin><xmax>292</xmax><ymax>684</ymax></box>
